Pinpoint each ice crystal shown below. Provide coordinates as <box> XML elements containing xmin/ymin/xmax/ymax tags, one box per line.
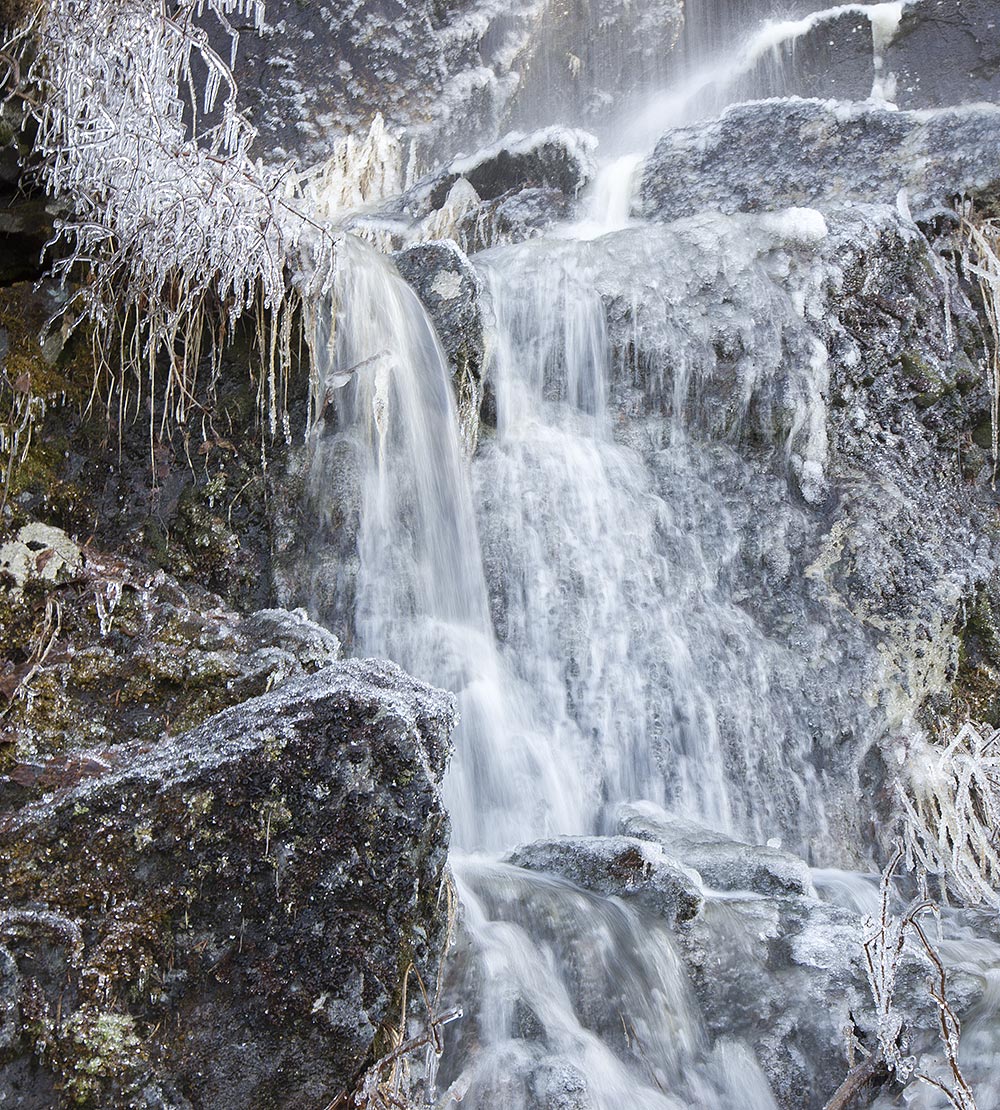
<box><xmin>898</xmin><ymin>723</ymin><xmax>1000</xmax><ymax>911</ymax></box>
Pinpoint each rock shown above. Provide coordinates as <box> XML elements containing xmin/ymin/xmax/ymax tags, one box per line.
<box><xmin>0</xmin><ymin>198</ymin><xmax>53</xmax><ymax>285</ymax></box>
<box><xmin>505</xmin><ymin>825</ymin><xmax>985</xmax><ymax>1110</ymax></box>
<box><xmin>0</xmin><ymin>658</ymin><xmax>456</xmax><ymax>1108</ymax></box>
<box><xmin>617</xmin><ymin>802</ymin><xmax>816</xmax><ymax>897</ymax></box>
<box><xmin>0</xmin><ymin>532</ymin><xmax>342</xmax><ymax>807</ymax></box>
<box><xmin>0</xmin><ymin>523</ymin><xmax>82</xmax><ymax>594</ymax></box>
<box><xmin>394</xmin><ymin>238</ymin><xmax>486</xmax><ymax>448</ymax></box>
<box><xmin>0</xmin><ymin>101</ymin><xmax>24</xmax><ymax>192</ymax></box>
<box><xmin>507</xmin><ymin>835</ymin><xmax>703</xmax><ymax>925</ymax></box>
<box><xmin>406</xmin><ymin>175</ymin><xmax>577</xmax><ymax>255</ymax></box>
<box><xmin>394</xmin><ymin>239</ymin><xmax>484</xmax><ymax>380</ymax></box>
<box><xmin>677</xmin><ymin>886</ymin><xmax>871</xmax><ymax>1108</ymax></box>
<box><xmin>886</xmin><ymin>0</ymin><xmax>1000</xmax><ymax>109</ymax></box>
<box><xmin>747</xmin><ymin>10</ymin><xmax>875</xmax><ymax>103</ymax></box>
<box><xmin>453</xmin><ymin>186</ymin><xmax>576</xmax><ymax>251</ymax></box>
<box><xmin>425</xmin><ymin>127</ymin><xmax>597</xmax><ymax>213</ymax></box>
<box><xmin>638</xmin><ymin>100</ymin><xmax>1000</xmax><ymax>224</ymax></box>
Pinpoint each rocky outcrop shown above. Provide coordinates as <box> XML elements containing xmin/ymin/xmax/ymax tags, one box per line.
<box><xmin>0</xmin><ymin>526</ymin><xmax>342</xmax><ymax>807</ymax></box>
<box><xmin>0</xmin><ymin>658</ymin><xmax>455</xmax><ymax>1109</ymax></box>
<box><xmin>638</xmin><ymin>100</ymin><xmax>1000</xmax><ymax>224</ymax></box>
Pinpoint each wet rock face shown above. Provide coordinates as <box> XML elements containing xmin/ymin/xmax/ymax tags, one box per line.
<box><xmin>740</xmin><ymin>10</ymin><xmax>875</xmax><ymax>105</ymax></box>
<box><xmin>395</xmin><ymin>239</ymin><xmax>484</xmax><ymax>381</ymax></box>
<box><xmin>504</xmin><ymin>0</ymin><xmax>684</xmax><ymax>133</ymax></box>
<box><xmin>639</xmin><ymin>101</ymin><xmax>1000</xmax><ymax>224</ymax></box>
<box><xmin>211</xmin><ymin>0</ymin><xmax>681</xmax><ymax>167</ymax></box>
<box><xmin>886</xmin><ymin>0</ymin><xmax>1000</xmax><ymax>109</ymax></box>
<box><xmin>205</xmin><ymin>0</ymin><xmax>527</xmax><ymax>165</ymax></box>
<box><xmin>0</xmin><ymin>659</ymin><xmax>456</xmax><ymax>1109</ymax></box>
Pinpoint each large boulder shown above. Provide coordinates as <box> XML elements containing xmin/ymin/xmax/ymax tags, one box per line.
<box><xmin>424</xmin><ymin>127</ymin><xmax>597</xmax><ymax>212</ymax></box>
<box><xmin>638</xmin><ymin>100</ymin><xmax>1000</xmax><ymax>224</ymax></box>
<box><xmin>0</xmin><ymin>658</ymin><xmax>456</xmax><ymax>1108</ymax></box>
<box><xmin>885</xmin><ymin>0</ymin><xmax>1000</xmax><ymax>109</ymax></box>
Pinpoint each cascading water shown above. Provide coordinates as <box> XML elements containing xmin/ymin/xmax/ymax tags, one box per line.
<box><xmin>299</xmin><ymin>1</ymin><xmax>1000</xmax><ymax>1106</ymax></box>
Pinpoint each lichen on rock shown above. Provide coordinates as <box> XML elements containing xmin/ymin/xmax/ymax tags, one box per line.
<box><xmin>0</xmin><ymin>658</ymin><xmax>456</xmax><ymax>1108</ymax></box>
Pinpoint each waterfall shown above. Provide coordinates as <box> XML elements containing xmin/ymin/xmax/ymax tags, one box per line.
<box><xmin>298</xmin><ymin>1</ymin><xmax>1000</xmax><ymax>1106</ymax></box>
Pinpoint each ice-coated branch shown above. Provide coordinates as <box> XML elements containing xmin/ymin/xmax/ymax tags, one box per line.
<box><xmin>2</xmin><ymin>0</ymin><xmax>339</xmax><ymax>447</ymax></box>
<box><xmin>829</xmin><ymin>847</ymin><xmax>979</xmax><ymax>1110</ymax></box>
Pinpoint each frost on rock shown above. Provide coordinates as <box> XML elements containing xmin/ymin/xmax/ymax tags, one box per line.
<box><xmin>0</xmin><ymin>522</ymin><xmax>81</xmax><ymax>593</ymax></box>
<box><xmin>639</xmin><ymin>100</ymin><xmax>1000</xmax><ymax>225</ymax></box>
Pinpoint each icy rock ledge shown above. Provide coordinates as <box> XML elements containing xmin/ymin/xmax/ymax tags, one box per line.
<box><xmin>617</xmin><ymin>801</ymin><xmax>816</xmax><ymax>898</ymax></box>
<box><xmin>639</xmin><ymin>100</ymin><xmax>1000</xmax><ymax>223</ymax></box>
<box><xmin>0</xmin><ymin>659</ymin><xmax>456</xmax><ymax>1109</ymax></box>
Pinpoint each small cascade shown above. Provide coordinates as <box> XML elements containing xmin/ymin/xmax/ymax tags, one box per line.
<box><xmin>437</xmin><ymin>858</ymin><xmax>779</xmax><ymax>1110</ymax></box>
<box><xmin>296</xmin><ymin>0</ymin><xmax>1000</xmax><ymax>1105</ymax></box>
<box><xmin>620</xmin><ymin>2</ymin><xmax>909</xmax><ymax>155</ymax></box>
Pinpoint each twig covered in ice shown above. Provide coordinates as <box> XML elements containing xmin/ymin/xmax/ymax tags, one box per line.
<box><xmin>897</xmin><ymin>722</ymin><xmax>1000</xmax><ymax>911</ymax></box>
<box><xmin>1</xmin><ymin>0</ymin><xmax>339</xmax><ymax>449</ymax></box>
<box><xmin>826</xmin><ymin>846</ymin><xmax>979</xmax><ymax>1110</ymax></box>
<box><xmin>961</xmin><ymin>206</ymin><xmax>1000</xmax><ymax>488</ymax></box>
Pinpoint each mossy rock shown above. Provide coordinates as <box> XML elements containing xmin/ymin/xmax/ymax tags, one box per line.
<box><xmin>0</xmin><ymin>660</ymin><xmax>455</xmax><ymax>1109</ymax></box>
<box><xmin>0</xmin><ymin>524</ymin><xmax>340</xmax><ymax>802</ymax></box>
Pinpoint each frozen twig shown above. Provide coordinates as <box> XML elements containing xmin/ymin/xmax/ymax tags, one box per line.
<box><xmin>827</xmin><ymin>846</ymin><xmax>979</xmax><ymax>1110</ymax></box>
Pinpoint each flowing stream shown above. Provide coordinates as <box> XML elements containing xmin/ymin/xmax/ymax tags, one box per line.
<box><xmin>301</xmin><ymin>1</ymin><xmax>1000</xmax><ymax>1106</ymax></box>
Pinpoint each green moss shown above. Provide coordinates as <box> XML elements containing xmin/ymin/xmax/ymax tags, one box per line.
<box><xmin>52</xmin><ymin>1006</ymin><xmax>148</xmax><ymax>1106</ymax></box>
<box><xmin>900</xmin><ymin>349</ymin><xmax>952</xmax><ymax>408</ymax></box>
<box><xmin>952</xmin><ymin>585</ymin><xmax>1000</xmax><ymax>726</ymax></box>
